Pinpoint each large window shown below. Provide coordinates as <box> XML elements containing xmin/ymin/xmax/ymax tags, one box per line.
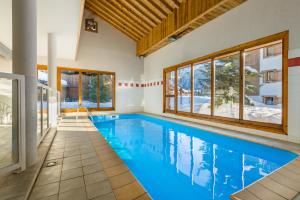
<box><xmin>57</xmin><ymin>67</ymin><xmax>115</xmax><ymax>112</ymax></box>
<box><xmin>193</xmin><ymin>61</ymin><xmax>211</xmax><ymax>115</ymax></box>
<box><xmin>165</xmin><ymin>70</ymin><xmax>175</xmax><ymax>111</ymax></box>
<box><xmin>177</xmin><ymin>65</ymin><xmax>191</xmax><ymax>112</ymax></box>
<box><xmin>244</xmin><ymin>42</ymin><xmax>283</xmax><ymax>124</ymax></box>
<box><xmin>163</xmin><ymin>31</ymin><xmax>288</xmax><ymax>133</ymax></box>
<box><xmin>99</xmin><ymin>74</ymin><xmax>114</xmax><ymax>108</ymax></box>
<box><xmin>60</xmin><ymin>71</ymin><xmax>80</xmax><ymax>109</ymax></box>
<box><xmin>82</xmin><ymin>72</ymin><xmax>98</xmax><ymax>108</ymax></box>
<box><xmin>214</xmin><ymin>53</ymin><xmax>240</xmax><ymax>119</ymax></box>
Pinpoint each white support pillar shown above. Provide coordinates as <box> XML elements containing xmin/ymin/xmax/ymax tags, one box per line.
<box><xmin>48</xmin><ymin>33</ymin><xmax>57</xmax><ymax>90</ymax></box>
<box><xmin>48</xmin><ymin>33</ymin><xmax>58</xmax><ymax>127</ymax></box>
<box><xmin>12</xmin><ymin>0</ymin><xmax>37</xmax><ymax>166</ymax></box>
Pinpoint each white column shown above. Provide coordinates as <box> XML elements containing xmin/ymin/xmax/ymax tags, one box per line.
<box><xmin>12</xmin><ymin>0</ymin><xmax>37</xmax><ymax>166</ymax></box>
<box><xmin>48</xmin><ymin>33</ymin><xmax>57</xmax><ymax>90</ymax></box>
<box><xmin>48</xmin><ymin>33</ymin><xmax>58</xmax><ymax>127</ymax></box>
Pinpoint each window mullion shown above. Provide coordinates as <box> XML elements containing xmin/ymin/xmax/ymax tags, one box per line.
<box><xmin>191</xmin><ymin>64</ymin><xmax>194</xmax><ymax>114</ymax></box>
<box><xmin>97</xmin><ymin>73</ymin><xmax>100</xmax><ymax>109</ymax></box>
<box><xmin>211</xmin><ymin>59</ymin><xmax>215</xmax><ymax>116</ymax></box>
<box><xmin>239</xmin><ymin>51</ymin><xmax>245</xmax><ymax>120</ymax></box>
<box><xmin>175</xmin><ymin>69</ymin><xmax>178</xmax><ymax>113</ymax></box>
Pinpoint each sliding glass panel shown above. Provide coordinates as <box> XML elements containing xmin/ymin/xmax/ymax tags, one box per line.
<box><xmin>99</xmin><ymin>74</ymin><xmax>113</xmax><ymax>108</ymax></box>
<box><xmin>60</xmin><ymin>71</ymin><xmax>79</xmax><ymax>109</ymax></box>
<box><xmin>0</xmin><ymin>78</ymin><xmax>18</xmax><ymax>168</ymax></box>
<box><xmin>37</xmin><ymin>87</ymin><xmax>42</xmax><ymax>142</ymax></box>
<box><xmin>177</xmin><ymin>65</ymin><xmax>191</xmax><ymax>112</ymax></box>
<box><xmin>165</xmin><ymin>71</ymin><xmax>175</xmax><ymax>111</ymax></box>
<box><xmin>42</xmin><ymin>88</ymin><xmax>49</xmax><ymax>133</ymax></box>
<box><xmin>82</xmin><ymin>72</ymin><xmax>98</xmax><ymax>108</ymax></box>
<box><xmin>214</xmin><ymin>54</ymin><xmax>240</xmax><ymax>118</ymax></box>
<box><xmin>193</xmin><ymin>61</ymin><xmax>211</xmax><ymax>115</ymax></box>
<box><xmin>244</xmin><ymin>42</ymin><xmax>282</xmax><ymax>124</ymax></box>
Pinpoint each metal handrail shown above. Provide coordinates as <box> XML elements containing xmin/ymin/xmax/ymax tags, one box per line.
<box><xmin>77</xmin><ymin>106</ymin><xmax>94</xmax><ymax>122</ymax></box>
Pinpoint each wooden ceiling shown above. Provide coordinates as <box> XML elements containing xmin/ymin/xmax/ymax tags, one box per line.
<box><xmin>85</xmin><ymin>0</ymin><xmax>246</xmax><ymax>56</ymax></box>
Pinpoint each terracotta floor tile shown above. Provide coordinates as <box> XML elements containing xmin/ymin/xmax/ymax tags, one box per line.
<box><xmin>84</xmin><ymin>171</ymin><xmax>107</xmax><ymax>185</ymax></box>
<box><xmin>134</xmin><ymin>193</ymin><xmax>152</xmax><ymax>200</ymax></box>
<box><xmin>259</xmin><ymin>176</ymin><xmax>298</xmax><ymax>199</ymax></box>
<box><xmin>61</xmin><ymin>168</ymin><xmax>83</xmax><ymax>181</ymax></box>
<box><xmin>104</xmin><ymin>164</ymin><xmax>129</xmax><ymax>178</ymax></box>
<box><xmin>59</xmin><ymin>177</ymin><xmax>85</xmax><ymax>193</ymax></box>
<box><xmin>109</xmin><ymin>171</ymin><xmax>135</xmax><ymax>189</ymax></box>
<box><xmin>83</xmin><ymin>163</ymin><xmax>103</xmax><ymax>175</ymax></box>
<box><xmin>247</xmin><ymin>182</ymin><xmax>286</xmax><ymax>200</ymax></box>
<box><xmin>278</xmin><ymin>168</ymin><xmax>300</xmax><ymax>182</ymax></box>
<box><xmin>82</xmin><ymin>157</ymin><xmax>99</xmax><ymax>167</ymax></box>
<box><xmin>62</xmin><ymin>160</ymin><xmax>82</xmax><ymax>171</ymax></box>
<box><xmin>269</xmin><ymin>172</ymin><xmax>300</xmax><ymax>192</ymax></box>
<box><xmin>114</xmin><ymin>181</ymin><xmax>145</xmax><ymax>200</ymax></box>
<box><xmin>30</xmin><ymin>182</ymin><xmax>59</xmax><ymax>200</ymax></box>
<box><xmin>86</xmin><ymin>180</ymin><xmax>112</xmax><ymax>199</ymax></box>
<box><xmin>91</xmin><ymin>192</ymin><xmax>116</xmax><ymax>200</ymax></box>
<box><xmin>233</xmin><ymin>189</ymin><xmax>261</xmax><ymax>200</ymax></box>
<box><xmin>58</xmin><ymin>186</ymin><xmax>87</xmax><ymax>200</ymax></box>
<box><xmin>102</xmin><ymin>158</ymin><xmax>123</xmax><ymax>169</ymax></box>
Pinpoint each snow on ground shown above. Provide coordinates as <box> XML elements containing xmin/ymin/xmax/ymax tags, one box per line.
<box><xmin>174</xmin><ymin>96</ymin><xmax>281</xmax><ymax>124</ymax></box>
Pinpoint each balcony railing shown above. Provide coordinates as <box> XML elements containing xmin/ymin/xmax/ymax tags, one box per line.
<box><xmin>0</xmin><ymin>73</ymin><xmax>60</xmax><ymax>174</ymax></box>
<box><xmin>0</xmin><ymin>72</ymin><xmax>25</xmax><ymax>174</ymax></box>
<box><xmin>37</xmin><ymin>83</ymin><xmax>60</xmax><ymax>145</ymax></box>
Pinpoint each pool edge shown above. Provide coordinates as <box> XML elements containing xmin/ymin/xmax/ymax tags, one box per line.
<box><xmin>231</xmin><ymin>156</ymin><xmax>300</xmax><ymax>200</ymax></box>
<box><xmin>91</xmin><ymin>113</ymin><xmax>300</xmax><ymax>200</ymax></box>
<box><xmin>87</xmin><ymin>116</ymin><xmax>153</xmax><ymax>200</ymax></box>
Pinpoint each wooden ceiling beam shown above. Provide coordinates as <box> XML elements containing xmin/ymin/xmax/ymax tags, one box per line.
<box><xmin>128</xmin><ymin>0</ymin><xmax>162</xmax><ymax>24</ymax></box>
<box><xmin>151</xmin><ymin>0</ymin><xmax>173</xmax><ymax>14</ymax></box>
<box><xmin>108</xmin><ymin>0</ymin><xmax>152</xmax><ymax>31</ymax></box>
<box><xmin>141</xmin><ymin>0</ymin><xmax>167</xmax><ymax>19</ymax></box>
<box><xmin>118</xmin><ymin>0</ymin><xmax>157</xmax><ymax>28</ymax></box>
<box><xmin>85</xmin><ymin>3</ymin><xmax>140</xmax><ymax>41</ymax></box>
<box><xmin>137</xmin><ymin>0</ymin><xmax>247</xmax><ymax>56</ymax></box>
<box><xmin>91</xmin><ymin>0</ymin><xmax>148</xmax><ymax>36</ymax></box>
<box><xmin>164</xmin><ymin>0</ymin><xmax>180</xmax><ymax>9</ymax></box>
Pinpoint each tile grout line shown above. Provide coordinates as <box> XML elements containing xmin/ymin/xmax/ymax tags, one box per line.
<box><xmin>88</xmin><ymin>132</ymin><xmax>118</xmax><ymax>200</ymax></box>
<box><xmin>267</xmin><ymin>175</ymin><xmax>299</xmax><ymax>196</ymax></box>
<box><xmin>256</xmin><ymin>182</ymin><xmax>290</xmax><ymax>200</ymax></box>
<box><xmin>25</xmin><ymin>128</ymin><xmax>58</xmax><ymax>200</ymax></box>
<box><xmin>57</xmin><ymin>133</ymin><xmax>65</xmax><ymax>200</ymax></box>
<box><xmin>245</xmin><ymin>188</ymin><xmax>265</xmax><ymax>200</ymax></box>
<box><xmin>87</xmin><ymin>117</ymin><xmax>151</xmax><ymax>200</ymax></box>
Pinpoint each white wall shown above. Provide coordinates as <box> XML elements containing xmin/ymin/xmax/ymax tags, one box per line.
<box><xmin>39</xmin><ymin>10</ymin><xmax>144</xmax><ymax>113</ymax></box>
<box><xmin>143</xmin><ymin>0</ymin><xmax>300</xmax><ymax>143</ymax></box>
<box><xmin>0</xmin><ymin>57</ymin><xmax>12</xmax><ymax>73</ymax></box>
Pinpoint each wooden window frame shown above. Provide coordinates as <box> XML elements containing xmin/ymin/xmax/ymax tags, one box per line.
<box><xmin>57</xmin><ymin>66</ymin><xmax>116</xmax><ymax>113</ymax></box>
<box><xmin>263</xmin><ymin>43</ymin><xmax>283</xmax><ymax>58</ymax></box>
<box><xmin>177</xmin><ymin>65</ymin><xmax>192</xmax><ymax>114</ymax></box>
<box><xmin>163</xmin><ymin>31</ymin><xmax>289</xmax><ymax>134</ymax></box>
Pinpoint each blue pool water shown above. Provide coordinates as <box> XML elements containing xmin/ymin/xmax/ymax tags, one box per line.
<box><xmin>92</xmin><ymin>114</ymin><xmax>297</xmax><ymax>200</ymax></box>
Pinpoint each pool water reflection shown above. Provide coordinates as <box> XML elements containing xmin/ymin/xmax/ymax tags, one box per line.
<box><xmin>92</xmin><ymin>114</ymin><xmax>297</xmax><ymax>200</ymax></box>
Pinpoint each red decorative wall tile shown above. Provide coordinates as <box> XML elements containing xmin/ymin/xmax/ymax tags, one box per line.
<box><xmin>289</xmin><ymin>57</ymin><xmax>300</xmax><ymax>67</ymax></box>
